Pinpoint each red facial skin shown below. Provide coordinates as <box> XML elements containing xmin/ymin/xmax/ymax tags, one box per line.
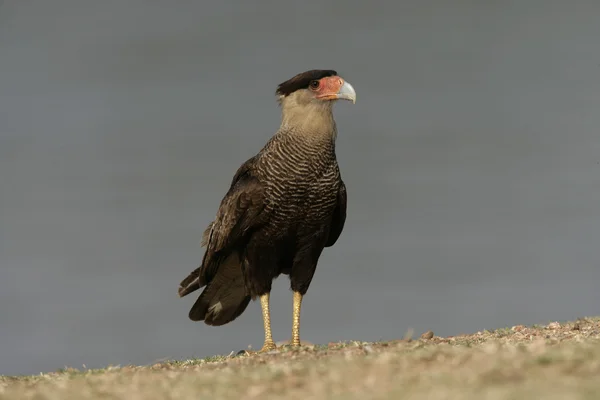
<box><xmin>310</xmin><ymin>76</ymin><xmax>346</xmax><ymax>101</ymax></box>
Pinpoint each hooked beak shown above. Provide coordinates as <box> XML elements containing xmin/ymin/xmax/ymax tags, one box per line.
<box><xmin>335</xmin><ymin>80</ymin><xmax>357</xmax><ymax>104</ymax></box>
<box><xmin>316</xmin><ymin>77</ymin><xmax>357</xmax><ymax>104</ymax></box>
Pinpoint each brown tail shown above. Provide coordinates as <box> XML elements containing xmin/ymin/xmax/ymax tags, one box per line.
<box><xmin>178</xmin><ymin>222</ymin><xmax>215</xmax><ymax>298</ymax></box>
<box><xmin>178</xmin><ymin>267</ymin><xmax>203</xmax><ymax>298</ymax></box>
<box><xmin>187</xmin><ymin>251</ymin><xmax>251</xmax><ymax>326</ymax></box>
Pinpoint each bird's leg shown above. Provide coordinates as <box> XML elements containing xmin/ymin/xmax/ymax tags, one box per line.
<box><xmin>258</xmin><ymin>293</ymin><xmax>276</xmax><ymax>352</ymax></box>
<box><xmin>291</xmin><ymin>291</ymin><xmax>303</xmax><ymax>347</ymax></box>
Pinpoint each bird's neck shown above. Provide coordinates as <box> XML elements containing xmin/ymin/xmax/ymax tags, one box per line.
<box><xmin>279</xmin><ymin>102</ymin><xmax>337</xmax><ymax>143</ymax></box>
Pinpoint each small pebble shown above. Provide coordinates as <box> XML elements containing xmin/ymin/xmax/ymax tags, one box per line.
<box><xmin>420</xmin><ymin>331</ymin><xmax>434</xmax><ymax>340</ymax></box>
<box><xmin>547</xmin><ymin>321</ymin><xmax>561</xmax><ymax>330</ymax></box>
<box><xmin>363</xmin><ymin>345</ymin><xmax>374</xmax><ymax>354</ymax></box>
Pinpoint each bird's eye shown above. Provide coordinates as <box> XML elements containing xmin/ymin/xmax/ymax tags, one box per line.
<box><xmin>309</xmin><ymin>80</ymin><xmax>320</xmax><ymax>90</ymax></box>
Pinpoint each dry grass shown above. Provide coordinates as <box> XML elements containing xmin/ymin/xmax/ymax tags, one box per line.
<box><xmin>2</xmin><ymin>317</ymin><xmax>600</xmax><ymax>400</ymax></box>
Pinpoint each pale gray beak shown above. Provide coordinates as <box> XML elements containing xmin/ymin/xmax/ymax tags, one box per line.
<box><xmin>336</xmin><ymin>81</ymin><xmax>356</xmax><ymax>104</ymax></box>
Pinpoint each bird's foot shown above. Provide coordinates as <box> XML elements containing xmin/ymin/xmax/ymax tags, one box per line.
<box><xmin>258</xmin><ymin>341</ymin><xmax>277</xmax><ymax>353</ymax></box>
<box><xmin>241</xmin><ymin>341</ymin><xmax>277</xmax><ymax>356</ymax></box>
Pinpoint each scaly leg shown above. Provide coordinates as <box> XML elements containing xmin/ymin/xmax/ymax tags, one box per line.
<box><xmin>258</xmin><ymin>293</ymin><xmax>276</xmax><ymax>352</ymax></box>
<box><xmin>291</xmin><ymin>291</ymin><xmax>303</xmax><ymax>347</ymax></box>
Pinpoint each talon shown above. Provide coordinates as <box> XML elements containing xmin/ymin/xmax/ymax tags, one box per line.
<box><xmin>245</xmin><ymin>342</ymin><xmax>277</xmax><ymax>355</ymax></box>
<box><xmin>258</xmin><ymin>342</ymin><xmax>277</xmax><ymax>353</ymax></box>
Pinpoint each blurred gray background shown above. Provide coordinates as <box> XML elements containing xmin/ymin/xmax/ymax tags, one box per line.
<box><xmin>1</xmin><ymin>0</ymin><xmax>600</xmax><ymax>376</ymax></box>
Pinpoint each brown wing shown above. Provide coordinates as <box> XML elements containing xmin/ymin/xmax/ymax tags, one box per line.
<box><xmin>325</xmin><ymin>180</ymin><xmax>347</xmax><ymax>247</ymax></box>
<box><xmin>178</xmin><ymin>159</ymin><xmax>267</xmax><ymax>297</ymax></box>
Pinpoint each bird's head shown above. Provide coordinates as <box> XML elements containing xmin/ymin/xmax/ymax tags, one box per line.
<box><xmin>276</xmin><ymin>70</ymin><xmax>356</xmax><ymax>108</ymax></box>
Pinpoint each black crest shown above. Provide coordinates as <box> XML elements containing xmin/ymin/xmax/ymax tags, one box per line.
<box><xmin>276</xmin><ymin>69</ymin><xmax>338</xmax><ymax>97</ymax></box>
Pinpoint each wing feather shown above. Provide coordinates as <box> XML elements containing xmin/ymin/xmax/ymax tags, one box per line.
<box><xmin>178</xmin><ymin>158</ymin><xmax>267</xmax><ymax>297</ymax></box>
<box><xmin>325</xmin><ymin>180</ymin><xmax>347</xmax><ymax>247</ymax></box>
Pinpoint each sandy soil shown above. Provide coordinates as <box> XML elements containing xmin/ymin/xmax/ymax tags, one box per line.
<box><xmin>1</xmin><ymin>317</ymin><xmax>599</xmax><ymax>399</ymax></box>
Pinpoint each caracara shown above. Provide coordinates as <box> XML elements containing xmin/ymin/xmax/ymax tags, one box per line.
<box><xmin>177</xmin><ymin>69</ymin><xmax>356</xmax><ymax>352</ymax></box>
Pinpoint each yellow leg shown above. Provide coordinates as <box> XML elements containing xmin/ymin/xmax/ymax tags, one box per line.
<box><xmin>291</xmin><ymin>291</ymin><xmax>303</xmax><ymax>347</ymax></box>
<box><xmin>258</xmin><ymin>293</ymin><xmax>276</xmax><ymax>352</ymax></box>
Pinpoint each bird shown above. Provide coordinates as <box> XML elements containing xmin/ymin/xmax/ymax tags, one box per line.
<box><xmin>177</xmin><ymin>69</ymin><xmax>356</xmax><ymax>353</ymax></box>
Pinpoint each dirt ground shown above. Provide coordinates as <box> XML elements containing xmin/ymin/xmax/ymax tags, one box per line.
<box><xmin>2</xmin><ymin>317</ymin><xmax>599</xmax><ymax>400</ymax></box>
